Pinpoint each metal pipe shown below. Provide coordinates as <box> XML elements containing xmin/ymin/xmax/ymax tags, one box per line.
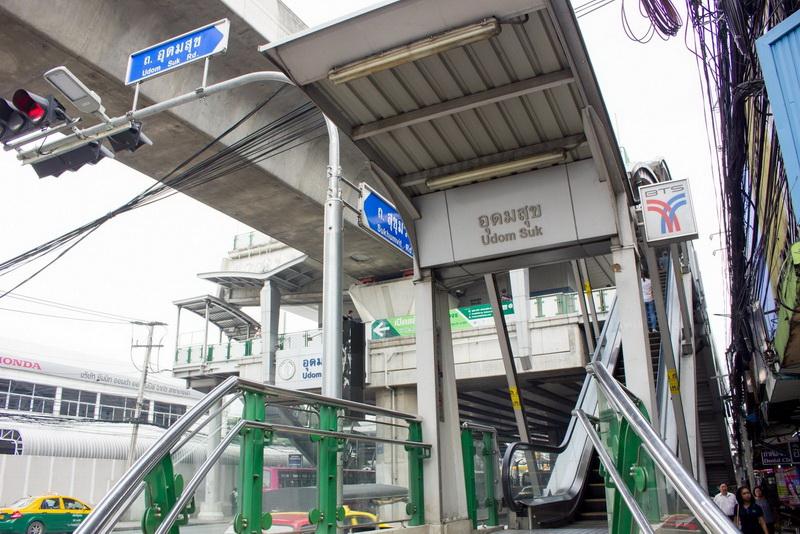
<box><xmin>202</xmin><ymin>298</ymin><xmax>210</xmax><ymax>364</ymax></box>
<box><xmin>572</xmin><ymin>260</ymin><xmax>595</xmax><ymax>353</ymax></box>
<box><xmin>155</xmin><ymin>420</ymin><xmax>245</xmax><ymax>534</ymax></box>
<box><xmin>579</xmin><ymin>258</ymin><xmax>601</xmax><ymax>339</ymax></box>
<box><xmin>172</xmin><ymin>393</ymin><xmax>241</xmax><ymax>453</ymax></box>
<box><xmin>250</xmin><ymin>421</ymin><xmax>431</xmax><ymax>449</ymax></box>
<box><xmin>322</xmin><ymin>116</ymin><xmax>343</xmax><ymax>400</ymax></box>
<box><xmin>236</xmin><ymin>378</ymin><xmax>422</xmax><ymax>421</ymax></box>
<box><xmin>75</xmin><ymin>376</ymin><xmax>240</xmax><ymax>534</ymax></box>
<box><xmin>574</xmin><ymin>409</ymin><xmax>654</xmax><ymax>534</ymax></box>
<box><xmin>588</xmin><ymin>362</ymin><xmax>739</xmax><ymax>534</ymax></box>
<box><xmin>19</xmin><ymin>71</ymin><xmax>299</xmax><ymax>164</ymax></box>
<box><xmin>174</xmin><ymin>306</ymin><xmax>182</xmax><ymax>362</ymax></box>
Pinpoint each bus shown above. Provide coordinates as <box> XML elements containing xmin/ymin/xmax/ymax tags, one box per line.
<box><xmin>264</xmin><ymin>467</ymin><xmax>376</xmax><ymax>491</ymax></box>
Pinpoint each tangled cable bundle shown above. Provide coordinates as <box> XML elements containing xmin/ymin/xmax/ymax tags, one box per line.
<box><xmin>0</xmin><ymin>86</ymin><xmax>328</xmax><ymax>299</ymax></box>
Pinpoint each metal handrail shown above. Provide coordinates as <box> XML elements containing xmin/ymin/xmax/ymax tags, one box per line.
<box><xmin>589</xmin><ymin>361</ymin><xmax>738</xmax><ymax>534</ymax></box>
<box><xmin>574</xmin><ymin>409</ymin><xmax>654</xmax><ymax>534</ymax></box>
<box><xmin>77</xmin><ymin>375</ymin><xmax>426</xmax><ymax>533</ymax></box>
<box><xmin>237</xmin><ymin>378</ymin><xmax>423</xmax><ymax>421</ymax></box>
<box><xmin>75</xmin><ymin>375</ymin><xmax>239</xmax><ymax>534</ymax></box>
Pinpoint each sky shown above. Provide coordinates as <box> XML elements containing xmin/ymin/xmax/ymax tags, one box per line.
<box><xmin>0</xmin><ymin>0</ymin><xmax>728</xmax><ymax>374</ymax></box>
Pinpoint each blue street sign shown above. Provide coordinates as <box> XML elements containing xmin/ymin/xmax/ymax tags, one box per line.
<box><xmin>288</xmin><ymin>453</ymin><xmax>303</xmax><ymax>468</ymax></box>
<box><xmin>125</xmin><ymin>19</ymin><xmax>230</xmax><ymax>85</ymax></box>
<box><xmin>359</xmin><ymin>183</ymin><xmax>414</xmax><ymax>258</ymax></box>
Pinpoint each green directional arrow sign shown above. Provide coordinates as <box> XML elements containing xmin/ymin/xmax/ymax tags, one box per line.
<box><xmin>370</xmin><ymin>302</ymin><xmax>514</xmax><ymax>340</ymax></box>
<box><xmin>371</xmin><ymin>319</ymin><xmax>400</xmax><ymax>339</ymax></box>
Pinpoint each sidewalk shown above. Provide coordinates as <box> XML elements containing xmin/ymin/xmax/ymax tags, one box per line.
<box><xmin>113</xmin><ymin>518</ymin><xmax>230</xmax><ymax>531</ymax></box>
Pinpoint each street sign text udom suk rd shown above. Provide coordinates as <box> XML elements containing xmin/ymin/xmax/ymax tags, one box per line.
<box><xmin>125</xmin><ymin>19</ymin><xmax>230</xmax><ymax>85</ymax></box>
<box><xmin>358</xmin><ymin>183</ymin><xmax>414</xmax><ymax>258</ymax></box>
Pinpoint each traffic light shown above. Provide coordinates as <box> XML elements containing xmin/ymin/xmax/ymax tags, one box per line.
<box><xmin>0</xmin><ymin>99</ymin><xmax>24</xmax><ymax>143</ymax></box>
<box><xmin>12</xmin><ymin>90</ymin><xmax>65</xmax><ymax>127</ymax></box>
<box><xmin>0</xmin><ymin>90</ymin><xmax>67</xmax><ymax>145</ymax></box>
<box><xmin>31</xmin><ymin>141</ymin><xmax>112</xmax><ymax>179</ymax></box>
<box><xmin>108</xmin><ymin>122</ymin><xmax>151</xmax><ymax>153</ymax></box>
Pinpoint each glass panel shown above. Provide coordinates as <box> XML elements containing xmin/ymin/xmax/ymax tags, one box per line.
<box><xmin>593</xmin><ymin>378</ymin><xmax>708</xmax><ymax>533</ymax></box>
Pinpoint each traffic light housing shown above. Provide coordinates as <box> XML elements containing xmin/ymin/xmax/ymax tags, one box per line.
<box><xmin>0</xmin><ymin>99</ymin><xmax>25</xmax><ymax>143</ymax></box>
<box><xmin>12</xmin><ymin>90</ymin><xmax>65</xmax><ymax>127</ymax></box>
<box><xmin>0</xmin><ymin>90</ymin><xmax>67</xmax><ymax>145</ymax></box>
<box><xmin>31</xmin><ymin>141</ymin><xmax>112</xmax><ymax>178</ymax></box>
<box><xmin>108</xmin><ymin>122</ymin><xmax>151</xmax><ymax>153</ymax></box>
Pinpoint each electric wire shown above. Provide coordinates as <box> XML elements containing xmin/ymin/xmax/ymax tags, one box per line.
<box><xmin>0</xmin><ymin>306</ymin><xmax>130</xmax><ymax>324</ymax></box>
<box><xmin>0</xmin><ymin>85</ymin><xmax>327</xmax><ymax>299</ymax></box>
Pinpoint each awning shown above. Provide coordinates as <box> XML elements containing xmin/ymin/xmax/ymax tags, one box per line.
<box><xmin>260</xmin><ymin>0</ymin><xmax>626</xmax><ymax>201</ymax></box>
<box><xmin>198</xmin><ymin>254</ymin><xmax>324</xmax><ymax>293</ymax></box>
<box><xmin>173</xmin><ymin>295</ymin><xmax>260</xmax><ymax>341</ymax></box>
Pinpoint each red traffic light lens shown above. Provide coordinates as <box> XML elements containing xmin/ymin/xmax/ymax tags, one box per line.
<box><xmin>12</xmin><ymin>90</ymin><xmax>46</xmax><ymax>122</ymax></box>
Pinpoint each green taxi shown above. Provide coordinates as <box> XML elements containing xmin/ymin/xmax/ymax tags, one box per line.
<box><xmin>0</xmin><ymin>495</ymin><xmax>91</xmax><ymax>534</ymax></box>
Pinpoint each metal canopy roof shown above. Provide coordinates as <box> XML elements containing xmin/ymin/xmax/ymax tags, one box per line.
<box><xmin>260</xmin><ymin>0</ymin><xmax>626</xmax><ymax>208</ymax></box>
<box><xmin>198</xmin><ymin>254</ymin><xmax>324</xmax><ymax>293</ymax></box>
<box><xmin>173</xmin><ymin>295</ymin><xmax>260</xmax><ymax>341</ymax></box>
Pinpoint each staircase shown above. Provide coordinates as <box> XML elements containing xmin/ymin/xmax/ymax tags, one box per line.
<box><xmin>575</xmin><ymin>454</ymin><xmax>608</xmax><ymax>524</ymax></box>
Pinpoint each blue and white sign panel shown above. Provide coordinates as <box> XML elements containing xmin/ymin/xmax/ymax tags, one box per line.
<box><xmin>125</xmin><ymin>19</ymin><xmax>230</xmax><ymax>85</ymax></box>
<box><xmin>358</xmin><ymin>183</ymin><xmax>413</xmax><ymax>258</ymax></box>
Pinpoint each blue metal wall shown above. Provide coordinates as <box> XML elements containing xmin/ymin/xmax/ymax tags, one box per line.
<box><xmin>757</xmin><ymin>9</ymin><xmax>800</xmax><ymax>217</ymax></box>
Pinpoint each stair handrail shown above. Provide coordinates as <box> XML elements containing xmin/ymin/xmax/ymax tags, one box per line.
<box><xmin>76</xmin><ymin>375</ymin><xmax>240</xmax><ymax>534</ymax></box>
<box><xmin>588</xmin><ymin>361</ymin><xmax>738</xmax><ymax>534</ymax></box>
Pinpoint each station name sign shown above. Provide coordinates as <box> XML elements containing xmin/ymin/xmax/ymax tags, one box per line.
<box><xmin>413</xmin><ymin>160</ymin><xmax>617</xmax><ymax>268</ymax></box>
<box><xmin>639</xmin><ymin>179</ymin><xmax>698</xmax><ymax>244</ymax></box>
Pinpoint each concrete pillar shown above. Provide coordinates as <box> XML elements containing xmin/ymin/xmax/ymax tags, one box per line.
<box><xmin>611</xmin><ymin>192</ymin><xmax>659</xmax><ymax>427</ymax></box>
<box><xmin>261</xmin><ymin>280</ymin><xmax>281</xmax><ymax>385</ymax></box>
<box><xmin>509</xmin><ymin>268</ymin><xmax>532</xmax><ymax>370</ymax></box>
<box><xmin>198</xmin><ymin>398</ymin><xmax>224</xmax><ymax>520</ymax></box>
<box><xmin>414</xmin><ymin>271</ymin><xmax>470</xmax><ymax>534</ymax></box>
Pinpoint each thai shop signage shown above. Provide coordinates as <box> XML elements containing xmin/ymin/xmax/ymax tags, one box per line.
<box><xmin>370</xmin><ymin>301</ymin><xmax>514</xmax><ymax>340</ymax></box>
<box><xmin>758</xmin><ymin>442</ymin><xmax>800</xmax><ymax>466</ymax></box>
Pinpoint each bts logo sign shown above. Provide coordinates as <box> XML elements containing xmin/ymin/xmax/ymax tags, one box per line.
<box><xmin>639</xmin><ymin>179</ymin><xmax>698</xmax><ymax>243</ymax></box>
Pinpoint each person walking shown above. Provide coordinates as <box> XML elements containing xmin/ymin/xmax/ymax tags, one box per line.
<box><xmin>735</xmin><ymin>486</ymin><xmax>769</xmax><ymax>534</ymax></box>
<box><xmin>754</xmin><ymin>486</ymin><xmax>776</xmax><ymax>534</ymax></box>
<box><xmin>641</xmin><ymin>274</ymin><xmax>658</xmax><ymax>332</ymax></box>
<box><xmin>714</xmin><ymin>482</ymin><xmax>737</xmax><ymax>520</ymax></box>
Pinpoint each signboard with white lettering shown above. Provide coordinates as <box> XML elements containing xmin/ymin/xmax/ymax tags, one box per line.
<box><xmin>358</xmin><ymin>183</ymin><xmax>413</xmax><ymax>258</ymax></box>
<box><xmin>639</xmin><ymin>179</ymin><xmax>698</xmax><ymax>244</ymax></box>
<box><xmin>370</xmin><ymin>301</ymin><xmax>514</xmax><ymax>340</ymax></box>
<box><xmin>276</xmin><ymin>354</ymin><xmax>323</xmax><ymax>390</ymax></box>
<box><xmin>413</xmin><ymin>160</ymin><xmax>617</xmax><ymax>268</ymax></box>
<box><xmin>125</xmin><ymin>19</ymin><xmax>230</xmax><ymax>85</ymax></box>
<box><xmin>759</xmin><ymin>442</ymin><xmax>800</xmax><ymax>466</ymax></box>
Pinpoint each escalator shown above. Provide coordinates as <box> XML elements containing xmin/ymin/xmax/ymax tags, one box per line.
<box><xmin>501</xmin><ymin>258</ymin><xmax>677</xmax><ymax>528</ymax></box>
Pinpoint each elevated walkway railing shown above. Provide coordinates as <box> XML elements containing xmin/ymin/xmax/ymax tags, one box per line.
<box><xmin>175</xmin><ymin>329</ymin><xmax>322</xmax><ymax>365</ymax></box>
<box><xmin>76</xmin><ymin>377</ymin><xmax>430</xmax><ymax>534</ymax></box>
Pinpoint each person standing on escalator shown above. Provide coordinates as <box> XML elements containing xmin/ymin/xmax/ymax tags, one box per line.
<box><xmin>641</xmin><ymin>273</ymin><xmax>657</xmax><ymax>333</ymax></box>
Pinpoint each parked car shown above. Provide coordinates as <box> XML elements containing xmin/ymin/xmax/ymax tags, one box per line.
<box><xmin>0</xmin><ymin>495</ymin><xmax>91</xmax><ymax>534</ymax></box>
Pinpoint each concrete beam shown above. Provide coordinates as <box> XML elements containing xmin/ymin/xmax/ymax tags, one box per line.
<box><xmin>0</xmin><ymin>0</ymin><xmax>411</xmax><ymax>278</ymax></box>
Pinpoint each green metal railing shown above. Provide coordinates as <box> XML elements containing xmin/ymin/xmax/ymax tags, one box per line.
<box><xmin>75</xmin><ymin>377</ymin><xmax>431</xmax><ymax>534</ymax></box>
<box><xmin>461</xmin><ymin>422</ymin><xmax>499</xmax><ymax>528</ymax></box>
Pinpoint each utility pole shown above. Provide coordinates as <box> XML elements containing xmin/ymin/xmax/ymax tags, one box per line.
<box><xmin>127</xmin><ymin>320</ymin><xmax>167</xmax><ymax>468</ymax></box>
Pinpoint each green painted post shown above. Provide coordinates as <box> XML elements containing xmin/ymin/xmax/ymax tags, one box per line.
<box><xmin>235</xmin><ymin>391</ymin><xmax>268</xmax><ymax>534</ymax></box>
<box><xmin>461</xmin><ymin>428</ymin><xmax>478</xmax><ymax>528</ymax></box>
<box><xmin>187</xmin><ymin>347</ymin><xmax>191</xmax><ymax>363</ymax></box>
<box><xmin>141</xmin><ymin>453</ymin><xmax>186</xmax><ymax>534</ymax></box>
<box><xmin>315</xmin><ymin>404</ymin><xmax>339</xmax><ymax>534</ymax></box>
<box><xmin>482</xmin><ymin>432</ymin><xmax>499</xmax><ymax>526</ymax></box>
<box><xmin>405</xmin><ymin>421</ymin><xmax>425</xmax><ymax>526</ymax></box>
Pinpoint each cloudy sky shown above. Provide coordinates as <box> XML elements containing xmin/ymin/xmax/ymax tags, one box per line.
<box><xmin>0</xmin><ymin>0</ymin><xmax>727</xmax><ymax>375</ymax></box>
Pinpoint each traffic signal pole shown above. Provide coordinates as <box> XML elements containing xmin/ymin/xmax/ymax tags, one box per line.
<box><xmin>18</xmin><ymin>67</ymin><xmax>347</xmax><ymax>531</ymax></box>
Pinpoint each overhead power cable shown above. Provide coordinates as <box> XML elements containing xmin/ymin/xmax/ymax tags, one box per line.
<box><xmin>0</xmin><ymin>85</ymin><xmax>327</xmax><ymax>299</ymax></box>
<box><xmin>0</xmin><ymin>306</ymin><xmax>130</xmax><ymax>324</ymax></box>
<box><xmin>2</xmin><ymin>289</ymin><xmax>146</xmax><ymax>322</ymax></box>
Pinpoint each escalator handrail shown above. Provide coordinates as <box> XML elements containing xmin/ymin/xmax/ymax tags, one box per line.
<box><xmin>589</xmin><ymin>361</ymin><xmax>738</xmax><ymax>534</ymax></box>
<box><xmin>500</xmin><ymin>298</ymin><xmax>619</xmax><ymax>512</ymax></box>
<box><xmin>519</xmin><ymin>297</ymin><xmax>620</xmax><ymax>455</ymax></box>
